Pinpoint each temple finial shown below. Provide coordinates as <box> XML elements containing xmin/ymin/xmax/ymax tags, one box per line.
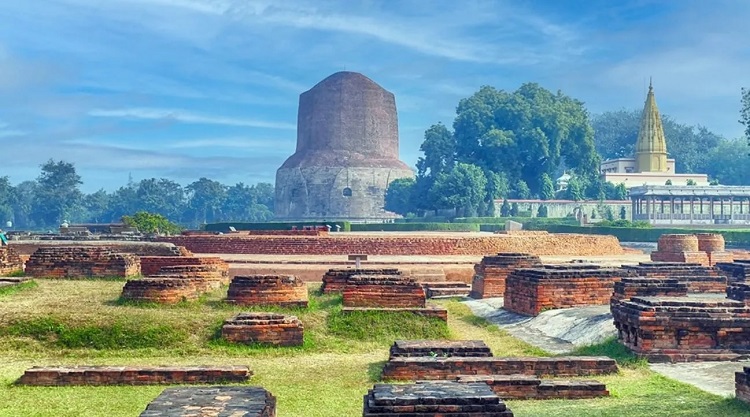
<box><xmin>649</xmin><ymin>77</ymin><xmax>653</xmax><ymax>91</ymax></box>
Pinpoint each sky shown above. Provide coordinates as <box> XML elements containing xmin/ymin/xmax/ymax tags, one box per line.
<box><xmin>1</xmin><ymin>0</ymin><xmax>748</xmax><ymax>192</ymax></box>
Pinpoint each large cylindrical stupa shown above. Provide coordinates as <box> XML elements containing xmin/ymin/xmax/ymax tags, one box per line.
<box><xmin>274</xmin><ymin>71</ymin><xmax>414</xmax><ymax>220</ymax></box>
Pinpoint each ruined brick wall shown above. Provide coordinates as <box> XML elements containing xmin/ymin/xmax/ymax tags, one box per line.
<box><xmin>621</xmin><ymin>262</ymin><xmax>726</xmax><ymax>293</ymax></box>
<box><xmin>611</xmin><ymin>278</ymin><xmax>688</xmax><ymax>303</ymax></box>
<box><xmin>737</xmin><ymin>367</ymin><xmax>750</xmax><ymax>405</ymax></box>
<box><xmin>222</xmin><ymin>313</ymin><xmax>304</xmax><ymax>346</ymax></box>
<box><xmin>121</xmin><ymin>278</ymin><xmax>202</xmax><ymax>304</ymax></box>
<box><xmin>17</xmin><ymin>366</ymin><xmax>250</xmax><ymax>386</ymax></box>
<box><xmin>140</xmin><ymin>256</ymin><xmax>228</xmax><ymax>279</ymax></box>
<box><xmin>157</xmin><ymin>233</ymin><xmax>624</xmax><ymax>256</ymax></box>
<box><xmin>321</xmin><ymin>268</ymin><xmax>401</xmax><ymax>294</ymax></box>
<box><xmin>342</xmin><ymin>275</ymin><xmax>426</xmax><ymax>308</ymax></box>
<box><xmin>275</xmin><ymin>71</ymin><xmax>414</xmax><ymax>220</ymax></box>
<box><xmin>227</xmin><ymin>275</ymin><xmax>309</xmax><ymax>307</ymax></box>
<box><xmin>470</xmin><ymin>253</ymin><xmax>542</xmax><ymax>299</ymax></box>
<box><xmin>612</xmin><ymin>296</ymin><xmax>750</xmax><ymax>362</ymax></box>
<box><xmin>457</xmin><ymin>375</ymin><xmax>609</xmax><ymax>400</ymax></box>
<box><xmin>9</xmin><ymin>241</ymin><xmax>188</xmax><ymax>257</ymax></box>
<box><xmin>381</xmin><ymin>356</ymin><xmax>618</xmax><ymax>381</ymax></box>
<box><xmin>389</xmin><ymin>340</ymin><xmax>492</xmax><ymax>359</ymax></box>
<box><xmin>0</xmin><ymin>246</ymin><xmax>24</xmax><ymax>275</ymax></box>
<box><xmin>25</xmin><ymin>247</ymin><xmax>141</xmax><ymax>278</ymax></box>
<box><xmin>504</xmin><ymin>265</ymin><xmax>625</xmax><ymax>316</ymax></box>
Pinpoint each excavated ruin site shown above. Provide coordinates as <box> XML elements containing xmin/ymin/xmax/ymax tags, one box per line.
<box><xmin>3</xmin><ymin>231</ymin><xmax>750</xmax><ymax>416</ymax></box>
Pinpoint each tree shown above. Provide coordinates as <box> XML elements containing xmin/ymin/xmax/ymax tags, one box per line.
<box><xmin>686</xmin><ymin>179</ymin><xmax>697</xmax><ymax>186</ymax></box>
<box><xmin>32</xmin><ymin>159</ymin><xmax>83</xmax><ymax>227</ymax></box>
<box><xmin>136</xmin><ymin>178</ymin><xmax>185</xmax><ymax>221</ymax></box>
<box><xmin>540</xmin><ymin>174</ymin><xmax>555</xmax><ymax>200</ymax></box>
<box><xmin>514</xmin><ymin>180</ymin><xmax>531</xmax><ymax>199</ymax></box>
<box><xmin>613</xmin><ymin>183</ymin><xmax>628</xmax><ymax>200</ymax></box>
<box><xmin>699</xmin><ymin>140</ymin><xmax>750</xmax><ymax>185</ymax></box>
<box><xmin>619</xmin><ymin>206</ymin><xmax>627</xmax><ymax>220</ymax></box>
<box><xmin>566</xmin><ymin>177</ymin><xmax>584</xmax><ymax>201</ymax></box>
<box><xmin>742</xmin><ymin>88</ymin><xmax>750</xmax><ymax>144</ymax></box>
<box><xmin>665</xmin><ymin>179</ymin><xmax>673</xmax><ymax>185</ymax></box>
<box><xmin>510</xmin><ymin>202</ymin><xmax>519</xmax><ymax>216</ymax></box>
<box><xmin>187</xmin><ymin>178</ymin><xmax>226</xmax><ymax>226</ymax></box>
<box><xmin>221</xmin><ymin>183</ymin><xmax>274</xmax><ymax>222</ymax></box>
<box><xmin>122</xmin><ymin>211</ymin><xmax>182</xmax><ymax>235</ymax></box>
<box><xmin>83</xmin><ymin>190</ymin><xmax>111</xmax><ymax>223</ymax></box>
<box><xmin>429</xmin><ymin>163</ymin><xmax>487</xmax><ymax>217</ymax></box>
<box><xmin>500</xmin><ymin>198</ymin><xmax>511</xmax><ymax>217</ymax></box>
<box><xmin>417</xmin><ymin>123</ymin><xmax>455</xmax><ymax>177</ymax></box>
<box><xmin>537</xmin><ymin>204</ymin><xmax>548</xmax><ymax>217</ymax></box>
<box><xmin>10</xmin><ymin>181</ymin><xmax>37</xmax><ymax>229</ymax></box>
<box><xmin>385</xmin><ymin>177</ymin><xmax>416</xmax><ymax>216</ymax></box>
<box><xmin>0</xmin><ymin>177</ymin><xmax>13</xmax><ymax>226</ymax></box>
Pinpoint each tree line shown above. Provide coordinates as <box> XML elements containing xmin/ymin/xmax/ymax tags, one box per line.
<box><xmin>386</xmin><ymin>84</ymin><xmax>750</xmax><ymax>217</ymax></box>
<box><xmin>0</xmin><ymin>160</ymin><xmax>275</xmax><ymax>231</ymax></box>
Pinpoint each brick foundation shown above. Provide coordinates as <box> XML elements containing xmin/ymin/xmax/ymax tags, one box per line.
<box><xmin>121</xmin><ymin>278</ymin><xmax>202</xmax><ymax>304</ymax></box>
<box><xmin>140</xmin><ymin>255</ymin><xmax>228</xmax><ymax>278</ymax></box>
<box><xmin>470</xmin><ymin>253</ymin><xmax>542</xmax><ymax>299</ymax></box>
<box><xmin>25</xmin><ymin>247</ymin><xmax>141</xmax><ymax>278</ymax></box>
<box><xmin>152</xmin><ymin>264</ymin><xmax>229</xmax><ymax>290</ymax></box>
<box><xmin>736</xmin><ymin>367</ymin><xmax>750</xmax><ymax>405</ymax></box>
<box><xmin>227</xmin><ymin>275</ymin><xmax>309</xmax><ymax>308</ymax></box>
<box><xmin>611</xmin><ymin>278</ymin><xmax>688</xmax><ymax>303</ymax></box>
<box><xmin>381</xmin><ymin>356</ymin><xmax>617</xmax><ymax>381</ymax></box>
<box><xmin>362</xmin><ymin>381</ymin><xmax>513</xmax><ymax>417</ymax></box>
<box><xmin>141</xmin><ymin>386</ymin><xmax>276</xmax><ymax>417</ymax></box>
<box><xmin>320</xmin><ymin>268</ymin><xmax>401</xmax><ymax>294</ymax></box>
<box><xmin>343</xmin><ymin>275</ymin><xmax>425</xmax><ymax>308</ymax></box>
<box><xmin>340</xmin><ymin>306</ymin><xmax>448</xmax><ymax>321</ymax></box>
<box><xmin>0</xmin><ymin>246</ymin><xmax>24</xmax><ymax>275</ymax></box>
<box><xmin>621</xmin><ymin>262</ymin><xmax>725</xmax><ymax>292</ymax></box>
<box><xmin>222</xmin><ymin>313</ymin><xmax>304</xmax><ymax>346</ymax></box>
<box><xmin>457</xmin><ymin>375</ymin><xmax>609</xmax><ymax>400</ymax></box>
<box><xmin>716</xmin><ymin>261</ymin><xmax>750</xmax><ymax>283</ymax></box>
<box><xmin>389</xmin><ymin>340</ymin><xmax>493</xmax><ymax>359</ymax></box>
<box><xmin>10</xmin><ymin>241</ymin><xmax>190</xmax><ymax>257</ymax></box>
<box><xmin>727</xmin><ymin>282</ymin><xmax>750</xmax><ymax>305</ymax></box>
<box><xmin>157</xmin><ymin>233</ymin><xmax>624</xmax><ymax>256</ymax></box>
<box><xmin>650</xmin><ymin>234</ymin><xmax>710</xmax><ymax>266</ymax></box>
<box><xmin>504</xmin><ymin>265</ymin><xmax>625</xmax><ymax>316</ymax></box>
<box><xmin>17</xmin><ymin>366</ymin><xmax>250</xmax><ymax>386</ymax></box>
<box><xmin>612</xmin><ymin>296</ymin><xmax>750</xmax><ymax>362</ymax></box>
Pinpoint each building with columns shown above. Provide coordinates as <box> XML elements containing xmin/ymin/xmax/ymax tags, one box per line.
<box><xmin>601</xmin><ymin>81</ymin><xmax>709</xmax><ymax>187</ymax></box>
<box><xmin>630</xmin><ymin>185</ymin><xmax>750</xmax><ymax>225</ymax></box>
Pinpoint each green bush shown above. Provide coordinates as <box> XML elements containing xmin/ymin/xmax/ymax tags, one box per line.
<box><xmin>350</xmin><ymin>223</ymin><xmax>479</xmax><ymax>232</ymax></box>
<box><xmin>204</xmin><ymin>221</ymin><xmax>351</xmax><ymax>232</ymax></box>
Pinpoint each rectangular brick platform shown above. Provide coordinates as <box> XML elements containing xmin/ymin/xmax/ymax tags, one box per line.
<box><xmin>470</xmin><ymin>253</ymin><xmax>542</xmax><ymax>299</ymax></box>
<box><xmin>17</xmin><ymin>366</ymin><xmax>251</xmax><ymax>386</ymax></box>
<box><xmin>0</xmin><ymin>246</ymin><xmax>24</xmax><ymax>275</ymax></box>
<box><xmin>341</xmin><ymin>306</ymin><xmax>448</xmax><ymax>322</ymax></box>
<box><xmin>716</xmin><ymin>261</ymin><xmax>750</xmax><ymax>283</ymax></box>
<box><xmin>320</xmin><ymin>268</ymin><xmax>402</xmax><ymax>294</ymax></box>
<box><xmin>227</xmin><ymin>275</ymin><xmax>309</xmax><ymax>308</ymax></box>
<box><xmin>611</xmin><ymin>278</ymin><xmax>688</xmax><ymax>302</ymax></box>
<box><xmin>504</xmin><ymin>265</ymin><xmax>625</xmax><ymax>316</ymax></box>
<box><xmin>612</xmin><ymin>296</ymin><xmax>750</xmax><ymax>362</ymax></box>
<box><xmin>222</xmin><ymin>313</ymin><xmax>304</xmax><ymax>346</ymax></box>
<box><xmin>456</xmin><ymin>375</ymin><xmax>609</xmax><ymax>400</ymax></box>
<box><xmin>343</xmin><ymin>275</ymin><xmax>426</xmax><ymax>308</ymax></box>
<box><xmin>140</xmin><ymin>255</ymin><xmax>229</xmax><ymax>278</ymax></box>
<box><xmin>25</xmin><ymin>247</ymin><xmax>141</xmax><ymax>278</ymax></box>
<box><xmin>363</xmin><ymin>381</ymin><xmax>513</xmax><ymax>416</ymax></box>
<box><xmin>737</xmin><ymin>367</ymin><xmax>750</xmax><ymax>405</ymax></box>
<box><xmin>621</xmin><ymin>262</ymin><xmax>725</xmax><ymax>292</ymax></box>
<box><xmin>389</xmin><ymin>340</ymin><xmax>493</xmax><ymax>359</ymax></box>
<box><xmin>381</xmin><ymin>356</ymin><xmax>618</xmax><ymax>381</ymax></box>
<box><xmin>140</xmin><ymin>386</ymin><xmax>276</xmax><ymax>417</ymax></box>
<box><xmin>727</xmin><ymin>282</ymin><xmax>750</xmax><ymax>305</ymax></box>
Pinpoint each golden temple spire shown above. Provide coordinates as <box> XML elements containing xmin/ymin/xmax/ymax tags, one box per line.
<box><xmin>635</xmin><ymin>79</ymin><xmax>668</xmax><ymax>172</ymax></box>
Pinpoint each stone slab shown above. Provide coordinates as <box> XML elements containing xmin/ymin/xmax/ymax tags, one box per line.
<box><xmin>140</xmin><ymin>386</ymin><xmax>276</xmax><ymax>417</ymax></box>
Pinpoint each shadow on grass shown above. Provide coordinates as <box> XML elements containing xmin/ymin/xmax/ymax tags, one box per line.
<box><xmin>570</xmin><ymin>337</ymin><xmax>647</xmax><ymax>368</ymax></box>
<box><xmin>367</xmin><ymin>361</ymin><xmax>386</xmax><ymax>382</ymax></box>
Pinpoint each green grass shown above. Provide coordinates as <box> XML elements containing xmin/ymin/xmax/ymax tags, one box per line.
<box><xmin>0</xmin><ymin>280</ymin><xmax>37</xmax><ymax>297</ymax></box>
<box><xmin>571</xmin><ymin>337</ymin><xmax>648</xmax><ymax>368</ymax></box>
<box><xmin>5</xmin><ymin>269</ymin><xmax>26</xmax><ymax>277</ymax></box>
<box><xmin>0</xmin><ymin>279</ymin><xmax>748</xmax><ymax>416</ymax></box>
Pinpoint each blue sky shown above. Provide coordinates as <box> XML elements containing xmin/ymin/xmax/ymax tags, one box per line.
<box><xmin>1</xmin><ymin>0</ymin><xmax>748</xmax><ymax>192</ymax></box>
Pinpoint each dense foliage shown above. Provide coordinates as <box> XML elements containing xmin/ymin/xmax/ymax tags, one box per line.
<box><xmin>0</xmin><ymin>160</ymin><xmax>275</xmax><ymax>231</ymax></box>
<box><xmin>742</xmin><ymin>87</ymin><xmax>750</xmax><ymax>144</ymax></box>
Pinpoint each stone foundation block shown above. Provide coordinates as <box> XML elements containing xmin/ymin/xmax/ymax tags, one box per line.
<box><xmin>140</xmin><ymin>386</ymin><xmax>276</xmax><ymax>417</ymax></box>
<box><xmin>389</xmin><ymin>340</ymin><xmax>492</xmax><ymax>359</ymax></box>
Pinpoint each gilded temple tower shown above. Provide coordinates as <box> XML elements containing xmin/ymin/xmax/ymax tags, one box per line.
<box><xmin>634</xmin><ymin>80</ymin><xmax>668</xmax><ymax>172</ymax></box>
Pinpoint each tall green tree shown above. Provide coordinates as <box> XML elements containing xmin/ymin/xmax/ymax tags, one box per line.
<box><xmin>540</xmin><ymin>174</ymin><xmax>555</xmax><ymax>200</ymax></box>
<box><xmin>0</xmin><ymin>177</ymin><xmax>13</xmax><ymax>225</ymax></box>
<box><xmin>429</xmin><ymin>163</ymin><xmax>487</xmax><ymax>217</ymax></box>
<box><xmin>384</xmin><ymin>177</ymin><xmax>416</xmax><ymax>216</ymax></box>
<box><xmin>187</xmin><ymin>178</ymin><xmax>227</xmax><ymax>226</ymax></box>
<box><xmin>742</xmin><ymin>88</ymin><xmax>750</xmax><ymax>144</ymax></box>
<box><xmin>136</xmin><ymin>178</ymin><xmax>185</xmax><ymax>221</ymax></box>
<box><xmin>32</xmin><ymin>159</ymin><xmax>83</xmax><ymax>226</ymax></box>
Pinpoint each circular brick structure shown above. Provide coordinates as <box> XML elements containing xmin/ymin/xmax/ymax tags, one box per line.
<box><xmin>274</xmin><ymin>71</ymin><xmax>414</xmax><ymax>221</ymax></box>
<box><xmin>695</xmin><ymin>233</ymin><xmax>726</xmax><ymax>253</ymax></box>
<box><xmin>221</xmin><ymin>312</ymin><xmax>304</xmax><ymax>346</ymax></box>
<box><xmin>121</xmin><ymin>277</ymin><xmax>200</xmax><ymax>304</ymax></box>
<box><xmin>153</xmin><ymin>264</ymin><xmax>229</xmax><ymax>289</ymax></box>
<box><xmin>227</xmin><ymin>275</ymin><xmax>309</xmax><ymax>308</ymax></box>
<box><xmin>656</xmin><ymin>234</ymin><xmax>699</xmax><ymax>253</ymax></box>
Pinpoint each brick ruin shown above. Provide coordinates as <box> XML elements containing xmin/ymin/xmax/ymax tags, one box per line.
<box><xmin>25</xmin><ymin>247</ymin><xmax>141</xmax><ymax>278</ymax></box>
<box><xmin>17</xmin><ymin>366</ymin><xmax>251</xmax><ymax>386</ymax></box>
<box><xmin>503</xmin><ymin>264</ymin><xmax>625</xmax><ymax>316</ymax></box>
<box><xmin>342</xmin><ymin>274</ymin><xmax>425</xmax><ymax>308</ymax></box>
<box><xmin>727</xmin><ymin>282</ymin><xmax>750</xmax><ymax>305</ymax></box>
<box><xmin>222</xmin><ymin>313</ymin><xmax>304</xmax><ymax>347</ymax></box>
<box><xmin>389</xmin><ymin>340</ymin><xmax>493</xmax><ymax>359</ymax></box>
<box><xmin>457</xmin><ymin>375</ymin><xmax>609</xmax><ymax>400</ymax></box>
<box><xmin>227</xmin><ymin>275</ymin><xmax>309</xmax><ymax>308</ymax></box>
<box><xmin>621</xmin><ymin>262</ymin><xmax>726</xmax><ymax>293</ymax></box>
<box><xmin>612</xmin><ymin>296</ymin><xmax>750</xmax><ymax>362</ymax></box>
<box><xmin>151</xmin><ymin>264</ymin><xmax>229</xmax><ymax>290</ymax></box>
<box><xmin>141</xmin><ymin>387</ymin><xmax>276</xmax><ymax>417</ymax></box>
<box><xmin>611</xmin><ymin>278</ymin><xmax>688</xmax><ymax>303</ymax></box>
<box><xmin>650</xmin><ymin>234</ymin><xmax>733</xmax><ymax>266</ymax></box>
<box><xmin>121</xmin><ymin>277</ymin><xmax>203</xmax><ymax>304</ymax></box>
<box><xmin>362</xmin><ymin>381</ymin><xmax>514</xmax><ymax>417</ymax></box>
<box><xmin>470</xmin><ymin>253</ymin><xmax>542</xmax><ymax>299</ymax></box>
<box><xmin>140</xmin><ymin>255</ymin><xmax>228</xmax><ymax>278</ymax></box>
<box><xmin>0</xmin><ymin>246</ymin><xmax>24</xmax><ymax>275</ymax></box>
<box><xmin>381</xmin><ymin>356</ymin><xmax>618</xmax><ymax>381</ymax></box>
<box><xmin>157</xmin><ymin>232</ymin><xmax>625</xmax><ymax>256</ymax></box>
<box><xmin>737</xmin><ymin>367</ymin><xmax>750</xmax><ymax>406</ymax></box>
<box><xmin>716</xmin><ymin>260</ymin><xmax>750</xmax><ymax>283</ymax></box>
<box><xmin>320</xmin><ymin>268</ymin><xmax>401</xmax><ymax>294</ymax></box>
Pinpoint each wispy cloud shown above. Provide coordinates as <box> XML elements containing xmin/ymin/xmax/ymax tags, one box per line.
<box><xmin>89</xmin><ymin>108</ymin><xmax>296</xmax><ymax>130</ymax></box>
<box><xmin>166</xmin><ymin>137</ymin><xmax>293</xmax><ymax>150</ymax></box>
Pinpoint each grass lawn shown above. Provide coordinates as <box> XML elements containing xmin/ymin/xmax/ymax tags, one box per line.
<box><xmin>0</xmin><ymin>279</ymin><xmax>748</xmax><ymax>416</ymax></box>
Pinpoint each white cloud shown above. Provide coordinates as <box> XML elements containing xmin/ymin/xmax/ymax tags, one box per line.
<box><xmin>166</xmin><ymin>137</ymin><xmax>293</xmax><ymax>149</ymax></box>
<box><xmin>88</xmin><ymin>108</ymin><xmax>296</xmax><ymax>130</ymax></box>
